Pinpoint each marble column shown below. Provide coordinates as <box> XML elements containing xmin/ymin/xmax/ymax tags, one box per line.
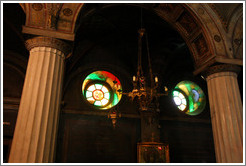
<box><xmin>205</xmin><ymin>64</ymin><xmax>243</xmax><ymax>163</ymax></box>
<box><xmin>8</xmin><ymin>37</ymin><xmax>70</xmax><ymax>163</ymax></box>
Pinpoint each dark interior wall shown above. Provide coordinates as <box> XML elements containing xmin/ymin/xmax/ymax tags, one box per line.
<box><xmin>56</xmin><ymin>115</ymin><xmax>140</xmax><ymax>163</ymax></box>
<box><xmin>3</xmin><ymin>64</ymin><xmax>24</xmax><ymax>98</ymax></box>
<box><xmin>2</xmin><ymin>3</ymin><xmax>220</xmax><ymax>163</ymax></box>
<box><xmin>160</xmin><ymin>120</ymin><xmax>215</xmax><ymax>163</ymax></box>
<box><xmin>55</xmin><ymin>4</ymin><xmax>216</xmax><ymax>163</ymax></box>
<box><xmin>56</xmin><ymin>48</ymin><xmax>214</xmax><ymax>163</ymax></box>
<box><xmin>56</xmin><ymin>68</ymin><xmax>215</xmax><ymax>163</ymax></box>
<box><xmin>56</xmin><ymin>63</ymin><xmax>140</xmax><ymax>163</ymax></box>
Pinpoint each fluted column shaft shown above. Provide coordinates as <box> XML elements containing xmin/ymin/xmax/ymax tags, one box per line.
<box><xmin>206</xmin><ymin>65</ymin><xmax>243</xmax><ymax>163</ymax></box>
<box><xmin>9</xmin><ymin>37</ymin><xmax>70</xmax><ymax>163</ymax></box>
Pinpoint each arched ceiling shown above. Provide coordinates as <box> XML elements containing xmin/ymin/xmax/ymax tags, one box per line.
<box><xmin>63</xmin><ymin>4</ymin><xmax>204</xmax><ymax>99</ymax></box>
<box><xmin>210</xmin><ymin>3</ymin><xmax>242</xmax><ymax>31</ymax></box>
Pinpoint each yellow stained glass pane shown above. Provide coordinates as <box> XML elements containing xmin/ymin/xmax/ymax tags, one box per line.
<box><xmin>179</xmin><ymin>85</ymin><xmax>189</xmax><ymax>95</ymax></box>
<box><xmin>87</xmin><ymin>97</ymin><xmax>95</xmax><ymax>104</ymax></box>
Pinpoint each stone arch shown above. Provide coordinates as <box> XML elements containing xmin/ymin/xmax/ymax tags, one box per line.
<box><xmin>227</xmin><ymin>4</ymin><xmax>243</xmax><ymax>59</ymax></box>
<box><xmin>72</xmin><ymin>3</ymin><xmax>235</xmax><ymax>74</ymax></box>
<box><xmin>20</xmin><ymin>3</ymin><xmax>242</xmax><ymax>74</ymax></box>
<box><xmin>154</xmin><ymin>3</ymin><xmax>241</xmax><ymax>74</ymax></box>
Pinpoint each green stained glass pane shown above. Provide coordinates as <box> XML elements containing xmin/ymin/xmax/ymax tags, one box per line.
<box><xmin>86</xmin><ymin>73</ymin><xmax>105</xmax><ymax>81</ymax></box>
<box><xmin>95</xmin><ymin>84</ymin><xmax>103</xmax><ymax>90</ymax></box>
<box><xmin>185</xmin><ymin>83</ymin><xmax>192</xmax><ymax>91</ymax></box>
<box><xmin>88</xmin><ymin>85</ymin><xmax>96</xmax><ymax>91</ymax></box>
<box><xmin>104</xmin><ymin>92</ymin><xmax>110</xmax><ymax>99</ymax></box>
<box><xmin>86</xmin><ymin>91</ymin><xmax>92</xmax><ymax>98</ymax></box>
<box><xmin>94</xmin><ymin>100</ymin><xmax>102</xmax><ymax>106</ymax></box>
<box><xmin>112</xmin><ymin>93</ymin><xmax>119</xmax><ymax>105</ymax></box>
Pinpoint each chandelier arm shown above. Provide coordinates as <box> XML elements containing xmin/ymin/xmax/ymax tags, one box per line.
<box><xmin>146</xmin><ymin>32</ymin><xmax>154</xmax><ymax>90</ymax></box>
<box><xmin>138</xmin><ymin>29</ymin><xmax>144</xmax><ymax>78</ymax></box>
<box><xmin>140</xmin><ymin>7</ymin><xmax>143</xmax><ymax>29</ymax></box>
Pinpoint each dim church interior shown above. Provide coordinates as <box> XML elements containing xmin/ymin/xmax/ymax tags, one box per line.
<box><xmin>3</xmin><ymin>3</ymin><xmax>243</xmax><ymax>163</ymax></box>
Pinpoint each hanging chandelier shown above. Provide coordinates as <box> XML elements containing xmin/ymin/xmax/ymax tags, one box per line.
<box><xmin>122</xmin><ymin>28</ymin><xmax>168</xmax><ymax>112</ymax></box>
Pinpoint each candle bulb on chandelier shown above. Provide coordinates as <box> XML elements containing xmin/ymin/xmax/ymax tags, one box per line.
<box><xmin>133</xmin><ymin>76</ymin><xmax>136</xmax><ymax>82</ymax></box>
<box><xmin>155</xmin><ymin>76</ymin><xmax>158</xmax><ymax>83</ymax></box>
<box><xmin>164</xmin><ymin>86</ymin><xmax>168</xmax><ymax>92</ymax></box>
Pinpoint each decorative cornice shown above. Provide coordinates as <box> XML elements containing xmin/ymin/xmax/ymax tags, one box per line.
<box><xmin>25</xmin><ymin>36</ymin><xmax>71</xmax><ymax>56</ymax></box>
<box><xmin>203</xmin><ymin>64</ymin><xmax>241</xmax><ymax>78</ymax></box>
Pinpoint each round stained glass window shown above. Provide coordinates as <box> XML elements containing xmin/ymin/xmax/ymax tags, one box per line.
<box><xmin>82</xmin><ymin>71</ymin><xmax>122</xmax><ymax>109</ymax></box>
<box><xmin>85</xmin><ymin>83</ymin><xmax>110</xmax><ymax>107</ymax></box>
<box><xmin>173</xmin><ymin>90</ymin><xmax>187</xmax><ymax>111</ymax></box>
<box><xmin>172</xmin><ymin>81</ymin><xmax>206</xmax><ymax>115</ymax></box>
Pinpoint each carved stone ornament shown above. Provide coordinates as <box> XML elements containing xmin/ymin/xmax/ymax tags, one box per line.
<box><xmin>214</xmin><ymin>35</ymin><xmax>221</xmax><ymax>42</ymax></box>
<box><xmin>32</xmin><ymin>3</ymin><xmax>43</xmax><ymax>11</ymax></box>
<box><xmin>203</xmin><ymin>64</ymin><xmax>241</xmax><ymax>78</ymax></box>
<box><xmin>63</xmin><ymin>8</ymin><xmax>73</xmax><ymax>16</ymax></box>
<box><xmin>25</xmin><ymin>36</ymin><xmax>71</xmax><ymax>57</ymax></box>
<box><xmin>178</xmin><ymin>12</ymin><xmax>197</xmax><ymax>34</ymax></box>
<box><xmin>194</xmin><ymin>35</ymin><xmax>209</xmax><ymax>57</ymax></box>
<box><xmin>234</xmin><ymin>38</ymin><xmax>242</xmax><ymax>46</ymax></box>
<box><xmin>209</xmin><ymin>4</ymin><xmax>229</xmax><ymax>31</ymax></box>
<box><xmin>198</xmin><ymin>8</ymin><xmax>204</xmax><ymax>15</ymax></box>
<box><xmin>158</xmin><ymin>4</ymin><xmax>176</xmax><ymax>13</ymax></box>
<box><xmin>47</xmin><ymin>4</ymin><xmax>63</xmax><ymax>30</ymax></box>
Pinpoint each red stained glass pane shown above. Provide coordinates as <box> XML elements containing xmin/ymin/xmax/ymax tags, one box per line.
<box><xmin>93</xmin><ymin>90</ymin><xmax>104</xmax><ymax>100</ymax></box>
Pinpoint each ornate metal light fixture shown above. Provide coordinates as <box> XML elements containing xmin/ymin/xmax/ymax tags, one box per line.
<box><xmin>108</xmin><ymin>77</ymin><xmax>122</xmax><ymax>128</ymax></box>
<box><xmin>122</xmin><ymin>28</ymin><xmax>168</xmax><ymax>112</ymax></box>
<box><xmin>108</xmin><ymin>108</ymin><xmax>121</xmax><ymax>129</ymax></box>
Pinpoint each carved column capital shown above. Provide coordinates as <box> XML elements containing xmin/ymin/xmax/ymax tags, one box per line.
<box><xmin>25</xmin><ymin>36</ymin><xmax>71</xmax><ymax>57</ymax></box>
<box><xmin>203</xmin><ymin>64</ymin><xmax>241</xmax><ymax>78</ymax></box>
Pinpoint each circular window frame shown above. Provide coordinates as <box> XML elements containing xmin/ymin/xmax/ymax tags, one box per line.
<box><xmin>83</xmin><ymin>80</ymin><xmax>114</xmax><ymax>109</ymax></box>
<box><xmin>173</xmin><ymin>80</ymin><xmax>206</xmax><ymax>116</ymax></box>
<box><xmin>172</xmin><ymin>88</ymin><xmax>190</xmax><ymax>113</ymax></box>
